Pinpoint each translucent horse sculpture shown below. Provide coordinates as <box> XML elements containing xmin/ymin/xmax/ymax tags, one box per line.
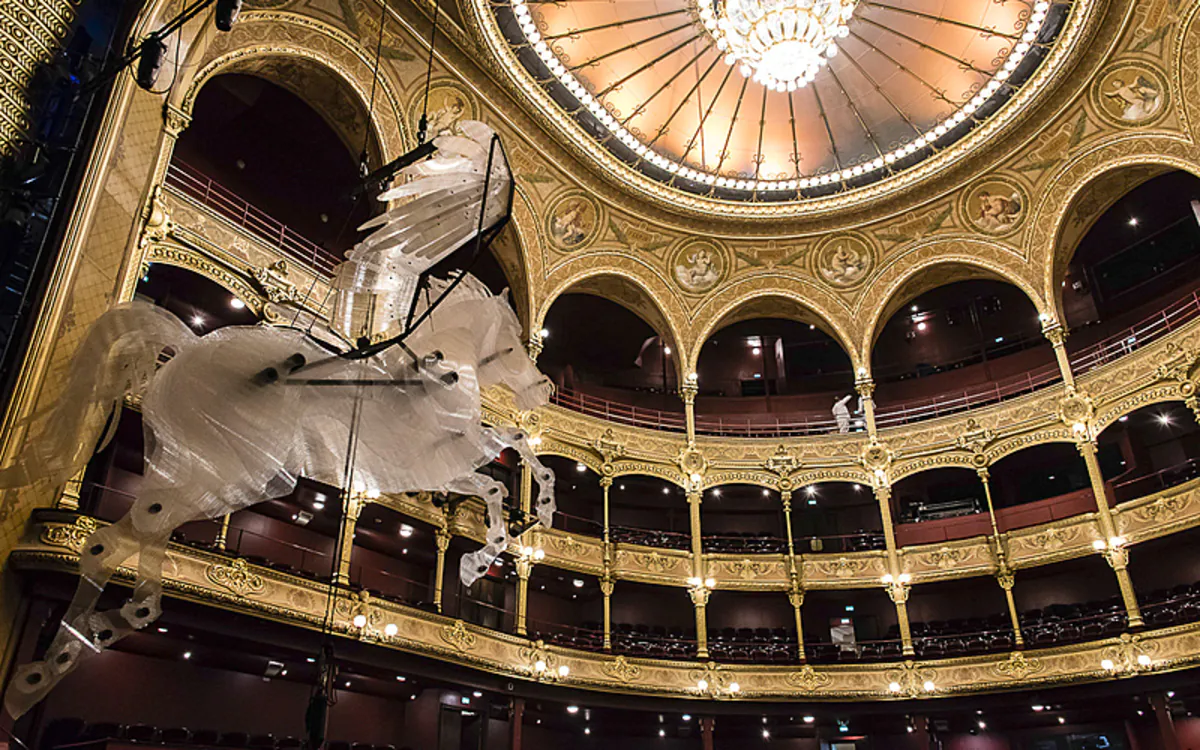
<box><xmin>0</xmin><ymin>122</ymin><xmax>555</xmax><ymax>716</ymax></box>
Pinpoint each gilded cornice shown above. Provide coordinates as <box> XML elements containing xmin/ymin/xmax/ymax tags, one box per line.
<box><xmin>14</xmin><ymin>513</ymin><xmax>1200</xmax><ymax>702</ymax></box>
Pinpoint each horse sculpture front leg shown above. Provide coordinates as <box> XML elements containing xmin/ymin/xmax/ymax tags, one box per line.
<box><xmin>488</xmin><ymin>426</ymin><xmax>556</xmax><ymax>528</ymax></box>
<box><xmin>441</xmin><ymin>473</ymin><xmax>511</xmax><ymax>586</ymax></box>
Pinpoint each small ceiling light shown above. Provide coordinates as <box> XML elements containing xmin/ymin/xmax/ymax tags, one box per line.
<box><xmin>805</xmin><ymin>485</ymin><xmax>817</xmax><ymax>497</ymax></box>
<box><xmin>1058</xmin><ymin>717</ymin><xmax>1066</xmax><ymax>725</ymax></box>
<box><xmin>659</xmin><ymin>729</ymin><xmax>666</xmax><ymax>738</ymax></box>
<box><xmin>1157</xmin><ymin>413</ymin><xmax>1173</xmax><ymax>426</ymax></box>
<box><xmin>567</xmin><ymin>706</ymin><xmax>580</xmax><ymax>714</ymax></box>
<box><xmin>306</xmin><ymin>657</ymin><xmax>316</xmax><ymax>663</ymax></box>
<box><xmin>312</xmin><ymin>500</ymin><xmax>325</xmax><ymax>511</ymax></box>
<box><xmin>753</xmin><ymin>372</ymin><xmax>762</xmax><ymax>379</ymax></box>
<box><xmin>762</xmin><ymin>488</ymin><xmax>770</xmax><ymax>497</ymax></box>
<box><xmin>191</xmin><ymin>315</ymin><xmax>205</xmax><ymax>328</ymax></box>
<box><xmin>682</xmin><ymin>715</ymin><xmax>692</xmax><ymax>721</ymax></box>
<box><xmin>558</xmin><ymin>665</ymin><xmax>570</xmax><ymax>677</ymax></box>
<box><xmin>1129</xmin><ymin>217</ymin><xmax>1139</xmax><ymax>226</ymax></box>
<box><xmin>1168</xmin><ymin>691</ymin><xmax>1176</xmax><ymax>698</ymax></box>
<box><xmin>845</xmin><ymin>605</ymin><xmax>855</xmax><ymax>612</ymax></box>
<box><xmin>384</xmin><ymin>623</ymin><xmax>398</xmax><ymax>636</ymax></box>
<box><xmin>230</xmin><ymin>297</ymin><xmax>246</xmax><ymax>310</ymax></box>
<box><xmin>809</xmin><ymin>323</ymin><xmax>816</xmax><ymax>330</ymax></box>
<box><xmin>1032</xmin><ymin>705</ymin><xmax>1044</xmax><ymax>712</ymax></box>
<box><xmin>345</xmin><ymin>681</ymin><xmax>351</xmax><ymax>688</ymax></box>
<box><xmin>917</xmin><ymin>321</ymin><xmax>927</xmax><ymax>331</ymax></box>
<box><xmin>663</xmin><ymin>346</ymin><xmax>672</xmax><ymax>355</ymax></box>
<box><xmin>396</xmin><ymin>675</ymin><xmax>406</xmax><ymax>681</ymax></box>
<box><xmin>910</xmin><ymin>304</ymin><xmax>918</xmax><ymax>312</ymax></box>
<box><xmin>182</xmin><ymin>651</ymin><xmax>192</xmax><ymax>660</ymax></box>
<box><xmin>803</xmin><ymin>716</ymin><xmax>815</xmax><ymax>724</ymax></box>
<box><xmin>1119</xmin><ymin>415</ymin><xmax>1129</xmax><ymax>422</ymax></box>
<box><xmin>399</xmin><ymin>524</ymin><xmax>414</xmax><ymax>537</ymax></box>
<box><xmin>462</xmin><ymin>697</ymin><xmax>471</xmax><ymax>705</ymax></box>
<box><xmin>762</xmin><ymin>730</ymin><xmax>770</xmax><ymax>739</ymax></box>
<box><xmin>573</xmin><ymin>579</ymin><xmax>584</xmax><ymax>588</ymax></box>
<box><xmin>157</xmin><ymin>627</ymin><xmax>168</xmax><ymax>633</ymax></box>
<box><xmin>978</xmin><ymin>721</ymin><xmax>986</xmax><ymax>730</ymax></box>
<box><xmin>540</xmin><ymin>328</ymin><xmax>549</xmax><ymax>339</ymax></box>
<box><xmin>662</xmin><ymin>486</ymin><xmax>670</xmax><ymax>495</ymax></box>
<box><xmin>584</xmin><ymin>728</ymin><xmax>590</xmax><ymax>735</ymax></box>
<box><xmin>576</xmin><ymin>462</ymin><xmax>587</xmax><ymax>472</ymax></box>
<box><xmin>752</xmin><ymin>347</ymin><xmax>761</xmax><ymax>355</ymax></box>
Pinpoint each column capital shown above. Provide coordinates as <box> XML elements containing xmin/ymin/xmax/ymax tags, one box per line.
<box><xmin>687</xmin><ymin>490</ymin><xmax>703</xmax><ymax>506</ymax></box>
<box><xmin>854</xmin><ymin>378</ymin><xmax>876</xmax><ymax>398</ymax></box>
<box><xmin>995</xmin><ymin>568</ymin><xmax>1015</xmax><ymax>591</ymax></box>
<box><xmin>599</xmin><ymin>575</ymin><xmax>615</xmax><ymax>597</ymax></box>
<box><xmin>680</xmin><ymin>378</ymin><xmax>698</xmax><ymax>405</ymax></box>
<box><xmin>435</xmin><ymin>527</ymin><xmax>452</xmax><ymax>552</ymax></box>
<box><xmin>1041</xmin><ymin>320</ymin><xmax>1068</xmax><ymax>347</ymax></box>
<box><xmin>787</xmin><ymin>587</ymin><xmax>805</xmax><ymax>609</ymax></box>
<box><xmin>345</xmin><ymin>492</ymin><xmax>367</xmax><ymax>521</ymax></box>
<box><xmin>515</xmin><ymin>557</ymin><xmax>534</xmax><ymax>579</ymax></box>
<box><xmin>163</xmin><ymin>104</ymin><xmax>192</xmax><ymax>137</ymax></box>
<box><xmin>689</xmin><ymin>585</ymin><xmax>711</xmax><ymax>607</ymax></box>
<box><xmin>976</xmin><ymin>466</ymin><xmax>990</xmax><ymax>482</ymax></box>
<box><xmin>600</xmin><ymin>475</ymin><xmax>613</xmax><ymax>489</ymax></box>
<box><xmin>781</xmin><ymin>493</ymin><xmax>791</xmax><ymax>513</ymax></box>
<box><xmin>526</xmin><ymin>331</ymin><xmax>544</xmax><ymax>360</ymax></box>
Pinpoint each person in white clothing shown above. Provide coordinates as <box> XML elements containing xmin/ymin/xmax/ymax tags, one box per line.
<box><xmin>833</xmin><ymin>394</ymin><xmax>853</xmax><ymax>434</ymax></box>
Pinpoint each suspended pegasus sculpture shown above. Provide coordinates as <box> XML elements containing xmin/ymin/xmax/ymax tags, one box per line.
<box><xmin>0</xmin><ymin>122</ymin><xmax>556</xmax><ymax>717</ymax></box>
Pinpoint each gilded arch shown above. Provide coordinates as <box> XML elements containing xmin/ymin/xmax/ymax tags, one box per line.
<box><xmin>1028</xmin><ymin>138</ymin><xmax>1200</xmax><ymax>315</ymax></box>
<box><xmin>537</xmin><ymin>265</ymin><xmax>688</xmax><ymax>381</ymax></box>
<box><xmin>686</xmin><ymin>280</ymin><xmax>858</xmax><ymax>374</ymax></box>
<box><xmin>174</xmin><ymin>12</ymin><xmax>408</xmax><ymax>163</ymax></box>
<box><xmin>860</xmin><ymin>246</ymin><xmax>1046</xmax><ymax>366</ymax></box>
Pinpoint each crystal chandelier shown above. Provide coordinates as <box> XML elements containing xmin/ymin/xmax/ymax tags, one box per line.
<box><xmin>699</xmin><ymin>0</ymin><xmax>858</xmax><ymax>91</ymax></box>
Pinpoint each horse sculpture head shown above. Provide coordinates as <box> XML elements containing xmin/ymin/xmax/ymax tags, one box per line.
<box><xmin>425</xmin><ymin>274</ymin><xmax>552</xmax><ymax>411</ymax></box>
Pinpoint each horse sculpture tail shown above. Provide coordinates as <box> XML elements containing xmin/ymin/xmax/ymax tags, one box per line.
<box><xmin>0</xmin><ymin>302</ymin><xmax>196</xmax><ymax>718</ymax></box>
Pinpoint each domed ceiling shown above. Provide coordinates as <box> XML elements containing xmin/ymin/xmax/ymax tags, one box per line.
<box><xmin>479</xmin><ymin>0</ymin><xmax>1073</xmax><ymax>207</ymax></box>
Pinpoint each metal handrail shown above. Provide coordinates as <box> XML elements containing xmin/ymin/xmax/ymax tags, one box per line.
<box><xmin>163</xmin><ymin>159</ymin><xmax>342</xmax><ymax>276</ymax></box>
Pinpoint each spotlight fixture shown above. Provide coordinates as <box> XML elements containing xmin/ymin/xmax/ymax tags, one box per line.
<box><xmin>135</xmin><ymin>36</ymin><xmax>166</xmax><ymax>91</ymax></box>
<box><xmin>215</xmin><ymin>0</ymin><xmax>243</xmax><ymax>31</ymax></box>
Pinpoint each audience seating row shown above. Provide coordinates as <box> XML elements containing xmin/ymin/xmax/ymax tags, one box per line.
<box><xmin>40</xmin><ymin>720</ymin><xmax>407</xmax><ymax>750</ymax></box>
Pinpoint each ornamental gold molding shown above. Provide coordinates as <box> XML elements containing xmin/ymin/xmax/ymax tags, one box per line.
<box><xmin>13</xmin><ymin>512</ymin><xmax>1200</xmax><ymax>702</ymax></box>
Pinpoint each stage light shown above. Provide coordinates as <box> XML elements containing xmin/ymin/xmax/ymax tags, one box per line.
<box><xmin>136</xmin><ymin>37</ymin><xmax>166</xmax><ymax>91</ymax></box>
<box><xmin>215</xmin><ymin>0</ymin><xmax>243</xmax><ymax>31</ymax></box>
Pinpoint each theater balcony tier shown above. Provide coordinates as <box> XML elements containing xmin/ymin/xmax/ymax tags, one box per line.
<box><xmin>14</xmin><ymin>511</ymin><xmax>1200</xmax><ymax>702</ymax></box>
<box><xmin>152</xmin><ymin>166</ymin><xmax>1200</xmax><ymax>476</ymax></box>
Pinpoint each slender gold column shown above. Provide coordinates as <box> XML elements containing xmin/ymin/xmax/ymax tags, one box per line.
<box><xmin>433</xmin><ymin>526</ymin><xmax>451</xmax><ymax>613</ymax></box>
<box><xmin>682</xmin><ymin>374</ymin><xmax>699</xmax><ymax>445</ymax></box>
<box><xmin>1042</xmin><ymin>322</ymin><xmax>1076</xmax><ymax>390</ymax></box>
<box><xmin>780</xmin><ymin>489</ymin><xmax>807</xmax><ymax>660</ymax></box>
<box><xmin>874</xmin><ymin>483</ymin><xmax>914</xmax><ymax>655</ymax></box>
<box><xmin>335</xmin><ymin>493</ymin><xmax>366</xmax><ymax>586</ymax></box>
<box><xmin>600</xmin><ymin>475</ymin><xmax>614</xmax><ymax>649</ymax></box>
<box><xmin>977</xmin><ymin>468</ymin><xmax>1024</xmax><ymax>647</ymax></box>
<box><xmin>687</xmin><ymin>489</ymin><xmax>704</xmax><ymax>578</ymax></box>
<box><xmin>600</xmin><ymin>572</ymin><xmax>614</xmax><ymax>651</ymax></box>
<box><xmin>1077</xmin><ymin>440</ymin><xmax>1143</xmax><ymax>627</ymax></box>
<box><xmin>214</xmin><ymin>514</ymin><xmax>231</xmax><ymax>552</ymax></box>
<box><xmin>689</xmin><ymin>583</ymin><xmax>711</xmax><ymax>659</ymax></box>
<box><xmin>855</xmin><ymin>375</ymin><xmax>877</xmax><ymax>436</ymax></box>
<box><xmin>515</xmin><ymin>554</ymin><xmax>532</xmax><ymax>636</ymax></box>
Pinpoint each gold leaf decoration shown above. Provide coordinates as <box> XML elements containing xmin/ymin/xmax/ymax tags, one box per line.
<box><xmin>993</xmin><ymin>651</ymin><xmax>1044</xmax><ymax>680</ymax></box>
<box><xmin>603</xmin><ymin>655</ymin><xmax>642</xmax><ymax>683</ymax></box>
<box><xmin>440</xmin><ymin>620</ymin><xmax>478</xmax><ymax>652</ymax></box>
<box><xmin>41</xmin><ymin>516</ymin><xmax>98</xmax><ymax>553</ymax></box>
<box><xmin>205</xmin><ymin>558</ymin><xmax>266</xmax><ymax>598</ymax></box>
<box><xmin>786</xmin><ymin>665</ymin><xmax>832</xmax><ymax>691</ymax></box>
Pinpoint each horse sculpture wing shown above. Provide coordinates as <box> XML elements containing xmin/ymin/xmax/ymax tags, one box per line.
<box><xmin>330</xmin><ymin>121</ymin><xmax>512</xmax><ymax>341</ymax></box>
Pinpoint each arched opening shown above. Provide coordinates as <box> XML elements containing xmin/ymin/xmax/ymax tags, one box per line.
<box><xmin>988</xmin><ymin>442</ymin><xmax>1117</xmax><ymax>527</ymax></box>
<box><xmin>801</xmin><ymin>589</ymin><xmax>901</xmax><ymax>663</ymax></box>
<box><xmin>540</xmin><ymin>455</ymin><xmax>604</xmax><ymax>537</ymax></box>
<box><xmin>700</xmin><ymin>484</ymin><xmax>787</xmax><ymax>554</ymax></box>
<box><xmin>1059</xmin><ymin>170</ymin><xmax>1200</xmax><ymax>374</ymax></box>
<box><xmin>607</xmin><ymin>476</ymin><xmax>689</xmax><ymax>550</ymax></box>
<box><xmin>540</xmin><ymin>279</ymin><xmax>683</xmax><ymax>417</ymax></box>
<box><xmin>692</xmin><ymin>298</ymin><xmax>855</xmax><ymax>436</ymax></box>
<box><xmin>1097</xmin><ymin>401</ymin><xmax>1200</xmax><ymax>502</ymax></box>
<box><xmin>870</xmin><ymin>278</ymin><xmax>1055</xmax><ymax>424</ymax></box>
<box><xmin>1011</xmin><ymin>556</ymin><xmax>1126</xmax><ymax>648</ymax></box>
<box><xmin>890</xmin><ymin>468</ymin><xmax>987</xmax><ymax>546</ymax></box>
<box><xmin>174</xmin><ymin>70</ymin><xmax>380</xmax><ymax>259</ymax></box>
<box><xmin>135</xmin><ymin>262</ymin><xmax>259</xmax><ymax>331</ymax></box>
<box><xmin>527</xmin><ymin>566</ymin><xmax>604</xmax><ymax>650</ymax></box>
<box><xmin>789</xmin><ymin>481</ymin><xmax>882</xmax><ymax>554</ymax></box>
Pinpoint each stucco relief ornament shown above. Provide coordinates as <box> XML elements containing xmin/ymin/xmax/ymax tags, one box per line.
<box><xmin>786</xmin><ymin>665</ymin><xmax>831</xmax><ymax>691</ymax></box>
<box><xmin>252</xmin><ymin>259</ymin><xmax>298</xmax><ymax>304</ymax></box>
<box><xmin>815</xmin><ymin>234</ymin><xmax>874</xmax><ymax>289</ymax></box>
<box><xmin>962</xmin><ymin>177</ymin><xmax>1028</xmax><ymax>236</ymax></box>
<box><xmin>1058</xmin><ymin>388</ymin><xmax>1095</xmax><ymax>437</ymax></box>
<box><xmin>441</xmin><ymin>620</ymin><xmax>478</xmax><ymax>653</ymax></box>
<box><xmin>603</xmin><ymin>655</ymin><xmax>642</xmax><ymax>683</ymax></box>
<box><xmin>993</xmin><ymin>651</ymin><xmax>1043</xmax><ymax>680</ymax></box>
<box><xmin>205</xmin><ymin>558</ymin><xmax>266</xmax><ymax>598</ymax></box>
<box><xmin>1092</xmin><ymin>61</ymin><xmax>1168</xmax><ymax>127</ymax></box>
<box><xmin>543</xmin><ymin>191</ymin><xmax>602</xmax><ymax>251</ymax></box>
<box><xmin>671</xmin><ymin>239</ymin><xmax>727</xmax><ymax>295</ymax></box>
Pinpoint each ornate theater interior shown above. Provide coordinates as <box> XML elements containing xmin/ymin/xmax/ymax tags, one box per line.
<box><xmin>6</xmin><ymin>0</ymin><xmax>1200</xmax><ymax>747</ymax></box>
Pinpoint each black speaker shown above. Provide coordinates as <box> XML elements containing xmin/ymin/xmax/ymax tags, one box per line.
<box><xmin>135</xmin><ymin>37</ymin><xmax>166</xmax><ymax>91</ymax></box>
<box><xmin>215</xmin><ymin>0</ymin><xmax>243</xmax><ymax>31</ymax></box>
